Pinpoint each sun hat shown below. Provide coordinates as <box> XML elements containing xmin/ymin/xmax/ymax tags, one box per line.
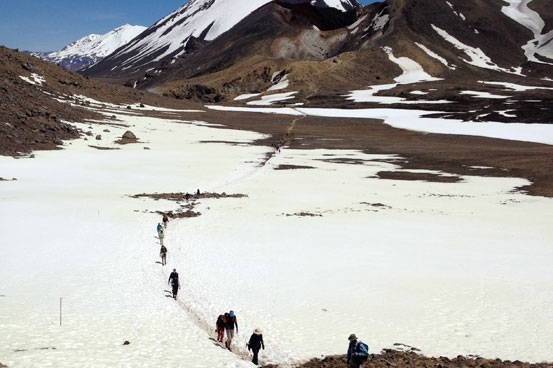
<box><xmin>254</xmin><ymin>328</ymin><xmax>262</xmax><ymax>335</ymax></box>
<box><xmin>348</xmin><ymin>333</ymin><xmax>357</xmax><ymax>341</ymax></box>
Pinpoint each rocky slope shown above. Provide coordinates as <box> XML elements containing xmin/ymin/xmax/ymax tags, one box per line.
<box><xmin>0</xmin><ymin>46</ymin><xmax>198</xmax><ymax>156</ymax></box>
<box><xmin>267</xmin><ymin>348</ymin><xmax>553</xmax><ymax>368</ymax></box>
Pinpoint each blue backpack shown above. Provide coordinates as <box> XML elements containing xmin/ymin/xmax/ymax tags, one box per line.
<box><xmin>356</xmin><ymin>341</ymin><xmax>369</xmax><ymax>361</ymax></box>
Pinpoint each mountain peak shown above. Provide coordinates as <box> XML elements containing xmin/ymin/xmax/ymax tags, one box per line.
<box><xmin>83</xmin><ymin>0</ymin><xmax>361</xmax><ymax>77</ymax></box>
<box><xmin>30</xmin><ymin>24</ymin><xmax>147</xmax><ymax>71</ymax></box>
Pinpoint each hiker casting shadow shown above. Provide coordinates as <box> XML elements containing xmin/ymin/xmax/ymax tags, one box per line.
<box><xmin>159</xmin><ymin>244</ymin><xmax>167</xmax><ymax>265</ymax></box>
<box><xmin>168</xmin><ymin>269</ymin><xmax>180</xmax><ymax>299</ymax></box>
<box><xmin>224</xmin><ymin>310</ymin><xmax>238</xmax><ymax>350</ymax></box>
<box><xmin>247</xmin><ymin>328</ymin><xmax>265</xmax><ymax>365</ymax></box>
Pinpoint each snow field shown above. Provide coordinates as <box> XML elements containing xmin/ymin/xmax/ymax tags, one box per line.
<box><xmin>1</xmin><ymin>106</ymin><xmax>553</xmax><ymax>368</ymax></box>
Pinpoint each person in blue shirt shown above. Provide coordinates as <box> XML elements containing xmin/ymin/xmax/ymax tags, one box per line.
<box><xmin>347</xmin><ymin>333</ymin><xmax>369</xmax><ymax>368</ymax></box>
<box><xmin>224</xmin><ymin>310</ymin><xmax>238</xmax><ymax>350</ymax></box>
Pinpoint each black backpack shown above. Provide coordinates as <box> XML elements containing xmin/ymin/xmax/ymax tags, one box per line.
<box><xmin>216</xmin><ymin>315</ymin><xmax>226</xmax><ymax>328</ymax></box>
<box><xmin>226</xmin><ymin>315</ymin><xmax>236</xmax><ymax>328</ymax></box>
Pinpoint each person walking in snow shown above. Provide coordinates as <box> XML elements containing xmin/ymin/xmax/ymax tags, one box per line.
<box><xmin>215</xmin><ymin>314</ymin><xmax>226</xmax><ymax>343</ymax></box>
<box><xmin>159</xmin><ymin>244</ymin><xmax>167</xmax><ymax>265</ymax></box>
<box><xmin>158</xmin><ymin>227</ymin><xmax>165</xmax><ymax>245</ymax></box>
<box><xmin>247</xmin><ymin>328</ymin><xmax>265</xmax><ymax>365</ymax></box>
<box><xmin>168</xmin><ymin>269</ymin><xmax>180</xmax><ymax>299</ymax></box>
<box><xmin>224</xmin><ymin>310</ymin><xmax>238</xmax><ymax>350</ymax></box>
<box><xmin>346</xmin><ymin>333</ymin><xmax>369</xmax><ymax>368</ymax></box>
<box><xmin>162</xmin><ymin>214</ymin><xmax>169</xmax><ymax>228</ymax></box>
<box><xmin>156</xmin><ymin>222</ymin><xmax>163</xmax><ymax>235</ymax></box>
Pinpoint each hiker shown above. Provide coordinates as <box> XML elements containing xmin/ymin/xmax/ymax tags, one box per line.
<box><xmin>215</xmin><ymin>314</ymin><xmax>226</xmax><ymax>343</ymax></box>
<box><xmin>162</xmin><ymin>214</ymin><xmax>169</xmax><ymax>228</ymax></box>
<box><xmin>158</xmin><ymin>227</ymin><xmax>165</xmax><ymax>245</ymax></box>
<box><xmin>346</xmin><ymin>333</ymin><xmax>369</xmax><ymax>368</ymax></box>
<box><xmin>159</xmin><ymin>244</ymin><xmax>167</xmax><ymax>265</ymax></box>
<box><xmin>168</xmin><ymin>269</ymin><xmax>180</xmax><ymax>299</ymax></box>
<box><xmin>156</xmin><ymin>222</ymin><xmax>163</xmax><ymax>234</ymax></box>
<box><xmin>247</xmin><ymin>328</ymin><xmax>265</xmax><ymax>365</ymax></box>
<box><xmin>224</xmin><ymin>310</ymin><xmax>238</xmax><ymax>350</ymax></box>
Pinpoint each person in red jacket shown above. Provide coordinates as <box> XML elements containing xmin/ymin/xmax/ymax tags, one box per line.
<box><xmin>215</xmin><ymin>314</ymin><xmax>226</xmax><ymax>343</ymax></box>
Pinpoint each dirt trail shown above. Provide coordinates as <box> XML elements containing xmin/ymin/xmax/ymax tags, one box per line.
<box><xmin>260</xmin><ymin>114</ymin><xmax>305</xmax><ymax>166</ymax></box>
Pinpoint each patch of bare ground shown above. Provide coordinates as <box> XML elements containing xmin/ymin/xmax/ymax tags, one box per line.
<box><xmin>274</xmin><ymin>164</ymin><xmax>315</xmax><ymax>170</ymax></box>
<box><xmin>88</xmin><ymin>145</ymin><xmax>120</xmax><ymax>150</ymax></box>
<box><xmin>172</xmin><ymin>109</ymin><xmax>553</xmax><ymax>198</ymax></box>
<box><xmin>285</xmin><ymin>211</ymin><xmax>322</xmax><ymax>217</ymax></box>
<box><xmin>261</xmin><ymin>349</ymin><xmax>553</xmax><ymax>368</ymax></box>
<box><xmin>129</xmin><ymin>191</ymin><xmax>248</xmax><ymax>218</ymax></box>
<box><xmin>320</xmin><ymin>158</ymin><xmax>369</xmax><ymax>165</ymax></box>
<box><xmin>360</xmin><ymin>202</ymin><xmax>392</xmax><ymax>210</ymax></box>
<box><xmin>376</xmin><ymin>171</ymin><xmax>462</xmax><ymax>183</ymax></box>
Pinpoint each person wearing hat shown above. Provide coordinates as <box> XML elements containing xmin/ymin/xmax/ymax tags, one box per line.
<box><xmin>224</xmin><ymin>310</ymin><xmax>238</xmax><ymax>350</ymax></box>
<box><xmin>247</xmin><ymin>328</ymin><xmax>265</xmax><ymax>365</ymax></box>
<box><xmin>347</xmin><ymin>333</ymin><xmax>369</xmax><ymax>368</ymax></box>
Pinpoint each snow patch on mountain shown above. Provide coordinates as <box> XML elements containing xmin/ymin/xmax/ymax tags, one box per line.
<box><xmin>383</xmin><ymin>46</ymin><xmax>441</xmax><ymax>83</ymax></box>
<box><xmin>415</xmin><ymin>42</ymin><xmax>457</xmax><ymax>70</ymax></box>
<box><xmin>431</xmin><ymin>24</ymin><xmax>524</xmax><ymax>75</ymax></box>
<box><xmin>501</xmin><ymin>0</ymin><xmax>553</xmax><ymax>65</ymax></box>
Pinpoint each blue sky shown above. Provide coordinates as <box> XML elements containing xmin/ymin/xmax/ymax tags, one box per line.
<box><xmin>0</xmin><ymin>0</ymin><xmax>380</xmax><ymax>52</ymax></box>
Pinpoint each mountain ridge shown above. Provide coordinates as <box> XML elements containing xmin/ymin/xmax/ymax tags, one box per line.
<box><xmin>29</xmin><ymin>24</ymin><xmax>146</xmax><ymax>71</ymax></box>
<box><xmin>81</xmin><ymin>0</ymin><xmax>553</xmax><ymax>110</ymax></box>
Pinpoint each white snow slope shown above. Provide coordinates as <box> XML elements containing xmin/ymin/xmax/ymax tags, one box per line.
<box><xmin>37</xmin><ymin>24</ymin><xmax>146</xmax><ymax>64</ymax></box>
<box><xmin>1</xmin><ymin>99</ymin><xmax>553</xmax><ymax>367</ymax></box>
<box><xmin>113</xmin><ymin>0</ymin><xmax>358</xmax><ymax>69</ymax></box>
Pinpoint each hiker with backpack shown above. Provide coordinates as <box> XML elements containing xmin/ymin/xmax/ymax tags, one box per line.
<box><xmin>215</xmin><ymin>314</ymin><xmax>226</xmax><ymax>343</ymax></box>
<box><xmin>158</xmin><ymin>227</ymin><xmax>165</xmax><ymax>245</ymax></box>
<box><xmin>162</xmin><ymin>214</ymin><xmax>169</xmax><ymax>228</ymax></box>
<box><xmin>347</xmin><ymin>333</ymin><xmax>369</xmax><ymax>368</ymax></box>
<box><xmin>247</xmin><ymin>328</ymin><xmax>265</xmax><ymax>365</ymax></box>
<box><xmin>224</xmin><ymin>310</ymin><xmax>238</xmax><ymax>350</ymax></box>
<box><xmin>159</xmin><ymin>244</ymin><xmax>167</xmax><ymax>265</ymax></box>
<box><xmin>168</xmin><ymin>269</ymin><xmax>180</xmax><ymax>299</ymax></box>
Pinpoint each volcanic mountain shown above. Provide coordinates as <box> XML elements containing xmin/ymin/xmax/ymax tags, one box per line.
<box><xmin>81</xmin><ymin>0</ymin><xmax>553</xmax><ymax>115</ymax></box>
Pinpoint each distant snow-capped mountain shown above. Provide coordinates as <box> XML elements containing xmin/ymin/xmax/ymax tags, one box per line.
<box><xmin>31</xmin><ymin>24</ymin><xmax>146</xmax><ymax>71</ymax></box>
<box><xmin>83</xmin><ymin>0</ymin><xmax>360</xmax><ymax>75</ymax></box>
